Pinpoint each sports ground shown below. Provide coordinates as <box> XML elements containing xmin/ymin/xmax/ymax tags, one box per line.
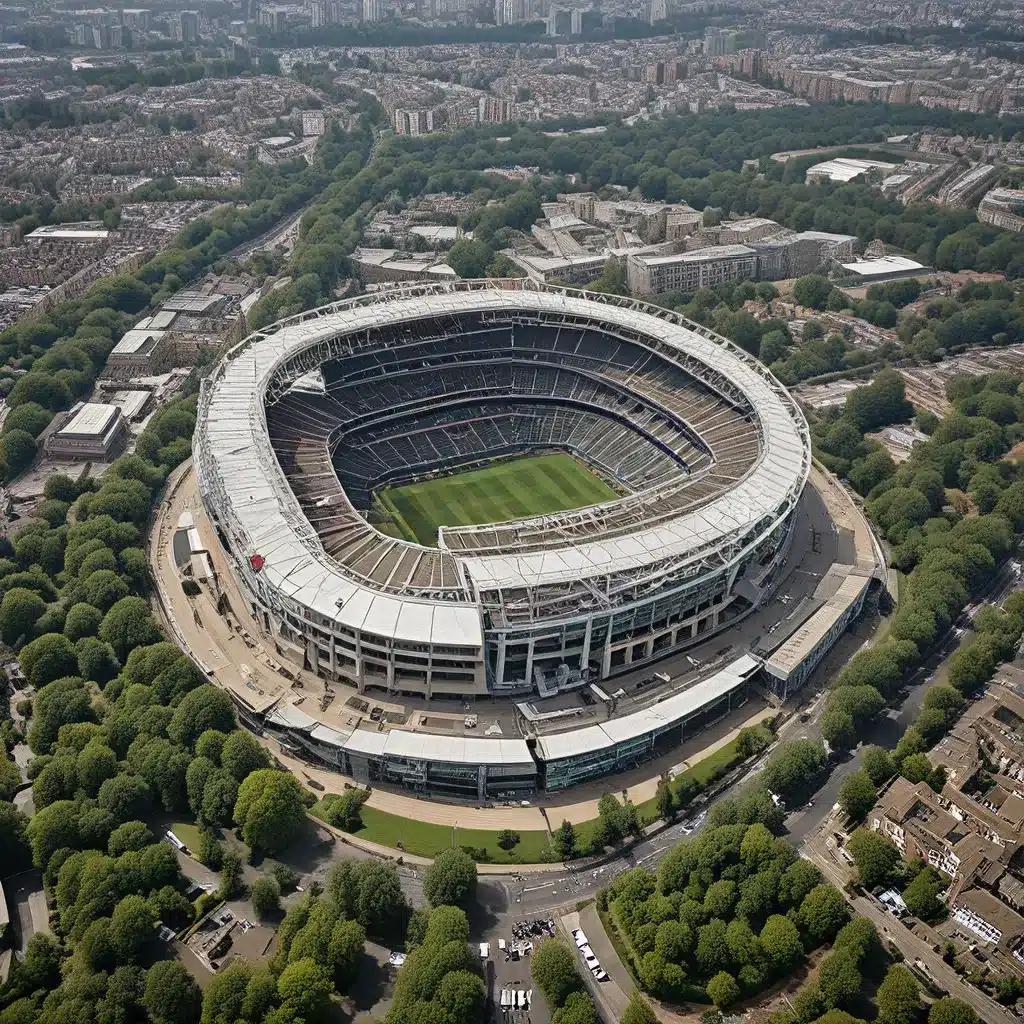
<box><xmin>378</xmin><ymin>453</ymin><xmax>618</xmax><ymax>546</ymax></box>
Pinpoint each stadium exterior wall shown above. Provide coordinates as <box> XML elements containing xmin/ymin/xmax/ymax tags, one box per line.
<box><xmin>194</xmin><ymin>281</ymin><xmax>809</xmax><ymax>705</ymax></box>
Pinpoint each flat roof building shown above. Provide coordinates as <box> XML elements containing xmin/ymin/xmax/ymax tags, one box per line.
<box><xmin>627</xmin><ymin>244</ymin><xmax>758</xmax><ymax>296</ymax></box>
<box><xmin>839</xmin><ymin>255</ymin><xmax>928</xmax><ymax>283</ymax></box>
<box><xmin>805</xmin><ymin>157</ymin><xmax>897</xmax><ymax>183</ymax></box>
<box><xmin>46</xmin><ymin>403</ymin><xmax>127</xmax><ymax>460</ymax></box>
<box><xmin>764</xmin><ymin>571</ymin><xmax>871</xmax><ymax>699</ymax></box>
<box><xmin>536</xmin><ymin>655</ymin><xmax>760</xmax><ymax>790</ymax></box>
<box><xmin>979</xmin><ymin>187</ymin><xmax>1024</xmax><ymax>234</ymax></box>
<box><xmin>106</xmin><ymin>325</ymin><xmax>172</xmax><ymax>377</ymax></box>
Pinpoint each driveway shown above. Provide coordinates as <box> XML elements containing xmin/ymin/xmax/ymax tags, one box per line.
<box><xmin>559</xmin><ymin>909</ymin><xmax>630</xmax><ymax>1022</ymax></box>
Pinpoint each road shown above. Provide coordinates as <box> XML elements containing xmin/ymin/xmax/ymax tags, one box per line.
<box><xmin>785</xmin><ymin>557</ymin><xmax>1021</xmax><ymax>846</ymax></box>
<box><xmin>804</xmin><ymin>832</ymin><xmax>1017</xmax><ymax>1024</ymax></box>
<box><xmin>228</xmin><ymin>201</ymin><xmax>312</xmax><ymax>261</ymax></box>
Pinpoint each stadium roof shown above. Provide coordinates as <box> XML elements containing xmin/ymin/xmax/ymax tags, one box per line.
<box><xmin>343</xmin><ymin>727</ymin><xmax>534</xmax><ymax>767</ymax></box>
<box><xmin>536</xmin><ymin>655</ymin><xmax>760</xmax><ymax>762</ymax></box>
<box><xmin>195</xmin><ymin>284</ymin><xmax>808</xmax><ymax>647</ymax></box>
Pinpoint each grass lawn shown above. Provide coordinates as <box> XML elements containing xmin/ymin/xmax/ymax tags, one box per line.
<box><xmin>379</xmin><ymin>453</ymin><xmax>617</xmax><ymax>546</ymax></box>
<box><xmin>169</xmin><ymin>821</ymin><xmax>204</xmax><ymax>853</ymax></box>
<box><xmin>633</xmin><ymin>735</ymin><xmax>745</xmax><ymax>823</ymax></box>
<box><xmin>314</xmin><ymin>803</ymin><xmax>554</xmax><ymax>863</ymax></box>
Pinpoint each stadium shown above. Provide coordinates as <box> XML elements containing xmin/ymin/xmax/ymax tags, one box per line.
<box><xmin>191</xmin><ymin>281</ymin><xmax>826</xmax><ymax>796</ymax></box>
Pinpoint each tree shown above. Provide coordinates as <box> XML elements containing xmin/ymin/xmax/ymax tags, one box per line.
<box><xmin>353</xmin><ymin>860</ymin><xmax>407</xmax><ymax>941</ymax></box>
<box><xmin>99</xmin><ymin>597</ymin><xmax>161</xmax><ymax>660</ymax></box>
<box><xmin>656</xmin><ymin>776</ymin><xmax>676</xmax><ymax>821</ymax></box>
<box><xmin>696</xmin><ymin>918</ymin><xmax>731</xmax><ymax>976</ymax></box>
<box><xmin>0</xmin><ymin>587</ymin><xmax>45</xmax><ymax>645</ymax></box>
<box><xmin>108</xmin><ymin>821</ymin><xmax>153</xmax><ymax>856</ymax></box>
<box><xmin>110</xmin><ymin>893</ymin><xmax>157</xmax><ymax>963</ymax></box>
<box><xmin>233</xmin><ymin>769</ymin><xmax>308</xmax><ymax>853</ymax></box>
<box><xmin>819</xmin><ymin>947</ymin><xmax>862</xmax><ymax>1009</ymax></box>
<box><xmin>862</xmin><ymin>746</ymin><xmax>896</xmax><ymax>787</ymax></box>
<box><xmin>320</xmin><ymin>787</ymin><xmax>367</xmax><ymax>832</ymax></box>
<box><xmin>902</xmin><ymin>866</ymin><xmax>946</xmax><ymax>922</ymax></box>
<box><xmin>169</xmin><ymin>685</ymin><xmax>236</xmax><ymax>747</ymax></box>
<box><xmin>877</xmin><ymin>964</ymin><xmax>921</xmax><ymax>1024</ymax></box>
<box><xmin>799</xmin><ymin>884</ymin><xmax>849</xmax><ymax>945</ymax></box>
<box><xmin>839</xmin><ymin>770</ymin><xmax>878</xmax><ymax>822</ymax></box>
<box><xmin>531</xmin><ymin>939</ymin><xmax>582</xmax><ymax>1007</ymax></box>
<box><xmin>928</xmin><ymin>997</ymin><xmax>979</xmax><ymax>1024</ymax></box>
<box><xmin>552</xmin><ymin>991</ymin><xmax>598</xmax><ymax>1024</ymax></box>
<box><xmin>143</xmin><ymin>960</ymin><xmax>202</xmax><ymax>1024</ymax></box>
<box><xmin>704</xmin><ymin>879</ymin><xmax>738</xmax><ymax>919</ymax></box>
<box><xmin>621</xmin><ymin>991</ymin><xmax>658</xmax><ymax>1024</ymax></box>
<box><xmin>1</xmin><ymin>430</ymin><xmax>37</xmax><ymax>477</ymax></box>
<box><xmin>62</xmin><ymin>604</ymin><xmax>103</xmax><ymax>646</ymax></box>
<box><xmin>424</xmin><ymin>847</ymin><xmax>477</xmax><ymax>909</ymax></box>
<box><xmin>77</xmin><ymin>739</ymin><xmax>118</xmax><ymax>796</ymax></box>
<box><xmin>219</xmin><ymin>850</ymin><xmax>243</xmax><ymax>900</ymax></box>
<box><xmin>220</xmin><ymin>729</ymin><xmax>270</xmax><ymax>780</ymax></box>
<box><xmin>98</xmin><ymin>774</ymin><xmax>152</xmax><ymax>821</ymax></box>
<box><xmin>497</xmin><ymin>829</ymin><xmax>520</xmax><ymax>851</ymax></box>
<box><xmin>794</xmin><ymin>274</ymin><xmax>834</xmax><ymax>310</ymax></box>
<box><xmin>706</xmin><ymin>971</ymin><xmax>741</xmax><ymax>1009</ymax></box>
<box><xmin>552</xmin><ymin>819</ymin><xmax>577</xmax><ymax>860</ymax></box>
<box><xmin>759</xmin><ymin>914</ymin><xmax>803</xmax><ymax>971</ymax></box>
<box><xmin>28</xmin><ymin>675</ymin><xmax>94</xmax><ymax>753</ymax></box>
<box><xmin>821</xmin><ymin>709</ymin><xmax>857</xmax><ymax>751</ymax></box>
<box><xmin>847</xmin><ymin>828</ymin><xmax>900</xmax><ymax>890</ymax></box>
<box><xmin>20</xmin><ymin>633</ymin><xmax>78</xmax><ymax>687</ymax></box>
<box><xmin>202</xmin><ymin>771</ymin><xmax>239</xmax><ymax>826</ymax></box>
<box><xmin>196</xmin><ymin>730</ymin><xmax>227</xmax><ymax>764</ymax></box>
<box><xmin>762</xmin><ymin>740</ymin><xmax>827</xmax><ymax>802</ymax></box>
<box><xmin>446</xmin><ymin>238</ymin><xmax>492</xmax><ymax>279</ymax></box>
<box><xmin>277</xmin><ymin>958</ymin><xmax>333</xmax><ymax>1022</ymax></box>
<box><xmin>250</xmin><ymin>876</ymin><xmax>281</xmax><ymax>919</ymax></box>
<box><xmin>200</xmin><ymin>960</ymin><xmax>252</xmax><ymax>1024</ymax></box>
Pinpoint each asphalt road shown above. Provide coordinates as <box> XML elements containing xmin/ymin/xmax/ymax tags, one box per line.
<box><xmin>786</xmin><ymin>558</ymin><xmax>1021</xmax><ymax>846</ymax></box>
<box><xmin>805</xmin><ymin>834</ymin><xmax>1017</xmax><ymax>1024</ymax></box>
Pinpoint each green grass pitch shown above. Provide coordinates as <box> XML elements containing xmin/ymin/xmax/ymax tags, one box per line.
<box><xmin>380</xmin><ymin>453</ymin><xmax>618</xmax><ymax>546</ymax></box>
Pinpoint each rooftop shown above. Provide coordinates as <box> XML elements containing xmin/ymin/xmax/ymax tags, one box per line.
<box><xmin>58</xmin><ymin>403</ymin><xmax>121</xmax><ymax>438</ymax></box>
<box><xmin>841</xmin><ymin>255</ymin><xmax>926</xmax><ymax>277</ymax></box>
<box><xmin>536</xmin><ymin>654</ymin><xmax>760</xmax><ymax>761</ymax></box>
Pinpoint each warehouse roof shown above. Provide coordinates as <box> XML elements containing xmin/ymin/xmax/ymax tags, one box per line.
<box><xmin>841</xmin><ymin>255</ymin><xmax>926</xmax><ymax>278</ymax></box>
<box><xmin>765</xmin><ymin>574</ymin><xmax>870</xmax><ymax>680</ymax></box>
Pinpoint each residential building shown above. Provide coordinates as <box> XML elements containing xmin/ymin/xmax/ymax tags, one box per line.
<box><xmin>979</xmin><ymin>187</ymin><xmax>1024</xmax><ymax>233</ymax></box>
<box><xmin>626</xmin><ymin>244</ymin><xmax>758</xmax><ymax>295</ymax></box>
<box><xmin>180</xmin><ymin>10</ymin><xmax>200</xmax><ymax>41</ymax></box>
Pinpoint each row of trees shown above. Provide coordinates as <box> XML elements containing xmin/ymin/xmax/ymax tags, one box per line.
<box><xmin>809</xmin><ymin>370</ymin><xmax>1024</xmax><ymax>790</ymax></box>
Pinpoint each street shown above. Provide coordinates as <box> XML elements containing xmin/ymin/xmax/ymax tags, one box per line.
<box><xmin>803</xmin><ymin>830</ymin><xmax>1017</xmax><ymax>1024</ymax></box>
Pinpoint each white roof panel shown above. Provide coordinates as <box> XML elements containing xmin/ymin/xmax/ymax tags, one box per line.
<box><xmin>266</xmin><ymin>702</ymin><xmax>319</xmax><ymax>732</ymax></box>
<box><xmin>59</xmin><ymin>403</ymin><xmax>120</xmax><ymax>438</ymax></box>
<box><xmin>343</xmin><ymin>727</ymin><xmax>534</xmax><ymax>766</ymax></box>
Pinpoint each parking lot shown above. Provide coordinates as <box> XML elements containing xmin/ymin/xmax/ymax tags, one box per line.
<box><xmin>487</xmin><ymin>916</ymin><xmax>557</xmax><ymax>1024</ymax></box>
